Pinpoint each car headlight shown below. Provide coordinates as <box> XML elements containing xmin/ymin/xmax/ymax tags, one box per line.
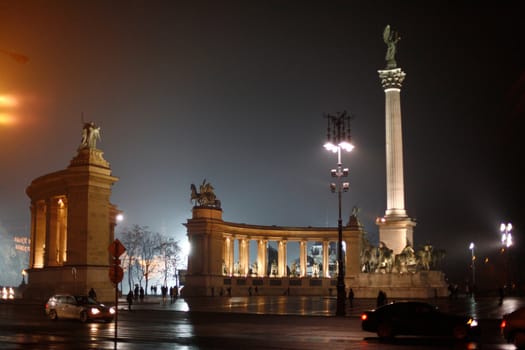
<box><xmin>467</xmin><ymin>318</ymin><xmax>478</xmax><ymax>327</ymax></box>
<box><xmin>90</xmin><ymin>308</ymin><xmax>101</xmax><ymax>315</ymax></box>
<box><xmin>109</xmin><ymin>307</ymin><xmax>116</xmax><ymax>315</ymax></box>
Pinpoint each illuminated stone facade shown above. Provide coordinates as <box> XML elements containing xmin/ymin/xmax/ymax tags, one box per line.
<box><xmin>183</xmin><ymin>207</ymin><xmax>363</xmax><ymax>297</ymax></box>
<box><xmin>24</xmin><ymin>147</ymin><xmax>119</xmax><ymax>302</ymax></box>
<box><xmin>184</xmin><ymin>206</ymin><xmax>448</xmax><ymax>298</ymax></box>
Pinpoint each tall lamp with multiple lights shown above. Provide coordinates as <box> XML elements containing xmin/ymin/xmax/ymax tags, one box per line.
<box><xmin>323</xmin><ymin>111</ymin><xmax>354</xmax><ymax>317</ymax></box>
<box><xmin>500</xmin><ymin>222</ymin><xmax>513</xmax><ymax>288</ymax></box>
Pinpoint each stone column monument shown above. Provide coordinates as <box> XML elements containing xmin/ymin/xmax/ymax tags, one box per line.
<box><xmin>25</xmin><ymin>121</ymin><xmax>120</xmax><ymax>302</ymax></box>
<box><xmin>377</xmin><ymin>25</ymin><xmax>416</xmax><ymax>255</ymax></box>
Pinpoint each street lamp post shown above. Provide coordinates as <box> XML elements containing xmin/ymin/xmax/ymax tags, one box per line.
<box><xmin>469</xmin><ymin>242</ymin><xmax>475</xmax><ymax>287</ymax></box>
<box><xmin>323</xmin><ymin>111</ymin><xmax>354</xmax><ymax>317</ymax></box>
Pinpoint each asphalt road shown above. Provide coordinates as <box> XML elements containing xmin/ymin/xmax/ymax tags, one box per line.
<box><xmin>0</xmin><ymin>295</ymin><xmax>522</xmax><ymax>349</ymax></box>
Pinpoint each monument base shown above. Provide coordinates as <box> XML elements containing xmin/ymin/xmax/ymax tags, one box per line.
<box><xmin>377</xmin><ymin>216</ymin><xmax>416</xmax><ymax>255</ymax></box>
<box><xmin>348</xmin><ymin>270</ymin><xmax>449</xmax><ymax>298</ymax></box>
<box><xmin>181</xmin><ymin>271</ymin><xmax>449</xmax><ymax>299</ymax></box>
<box><xmin>23</xmin><ymin>266</ymin><xmax>115</xmax><ymax>303</ymax></box>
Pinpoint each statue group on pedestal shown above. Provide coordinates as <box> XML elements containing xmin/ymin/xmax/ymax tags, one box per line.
<box><xmin>361</xmin><ymin>237</ymin><xmax>444</xmax><ymax>274</ymax></box>
<box><xmin>190</xmin><ymin>179</ymin><xmax>221</xmax><ymax>208</ymax></box>
<box><xmin>79</xmin><ymin>121</ymin><xmax>101</xmax><ymax>150</ymax></box>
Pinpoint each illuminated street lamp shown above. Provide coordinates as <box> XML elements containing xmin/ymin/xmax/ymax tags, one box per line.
<box><xmin>500</xmin><ymin>222</ymin><xmax>513</xmax><ymax>288</ymax></box>
<box><xmin>469</xmin><ymin>242</ymin><xmax>475</xmax><ymax>286</ymax></box>
<box><xmin>324</xmin><ymin>111</ymin><xmax>354</xmax><ymax>317</ymax></box>
<box><xmin>500</xmin><ymin>222</ymin><xmax>513</xmax><ymax>248</ymax></box>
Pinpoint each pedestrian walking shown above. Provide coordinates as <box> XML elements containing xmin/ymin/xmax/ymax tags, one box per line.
<box><xmin>88</xmin><ymin>287</ymin><xmax>97</xmax><ymax>300</ymax></box>
<box><xmin>376</xmin><ymin>290</ymin><xmax>387</xmax><ymax>307</ymax></box>
<box><xmin>126</xmin><ymin>290</ymin><xmax>134</xmax><ymax>311</ymax></box>
<box><xmin>348</xmin><ymin>288</ymin><xmax>354</xmax><ymax>308</ymax></box>
<box><xmin>139</xmin><ymin>286</ymin><xmax>145</xmax><ymax>303</ymax></box>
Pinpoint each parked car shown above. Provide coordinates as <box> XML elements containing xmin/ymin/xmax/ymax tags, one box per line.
<box><xmin>501</xmin><ymin>306</ymin><xmax>525</xmax><ymax>348</ymax></box>
<box><xmin>361</xmin><ymin>301</ymin><xmax>479</xmax><ymax>340</ymax></box>
<box><xmin>45</xmin><ymin>294</ymin><xmax>115</xmax><ymax>323</ymax></box>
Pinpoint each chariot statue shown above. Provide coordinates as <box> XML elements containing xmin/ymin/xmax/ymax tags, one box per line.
<box><xmin>190</xmin><ymin>179</ymin><xmax>221</xmax><ymax>208</ymax></box>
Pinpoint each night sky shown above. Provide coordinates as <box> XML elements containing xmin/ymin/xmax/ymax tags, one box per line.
<box><xmin>1</xmin><ymin>1</ymin><xmax>523</xmax><ymax>285</ymax></box>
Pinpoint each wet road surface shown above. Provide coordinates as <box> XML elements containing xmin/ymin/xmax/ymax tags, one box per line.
<box><xmin>0</xmin><ymin>295</ymin><xmax>523</xmax><ymax>349</ymax></box>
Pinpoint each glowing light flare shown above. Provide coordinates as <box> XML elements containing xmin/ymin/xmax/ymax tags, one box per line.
<box><xmin>181</xmin><ymin>240</ymin><xmax>191</xmax><ymax>257</ymax></box>
<box><xmin>323</xmin><ymin>141</ymin><xmax>355</xmax><ymax>153</ymax></box>
<box><xmin>0</xmin><ymin>95</ymin><xmax>18</xmax><ymax>107</ymax></box>
<box><xmin>0</xmin><ymin>95</ymin><xmax>20</xmax><ymax>126</ymax></box>
<box><xmin>0</xmin><ymin>113</ymin><xmax>16</xmax><ymax>125</ymax></box>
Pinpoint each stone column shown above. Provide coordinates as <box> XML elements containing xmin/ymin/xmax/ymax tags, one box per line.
<box><xmin>278</xmin><ymin>240</ymin><xmax>287</xmax><ymax>277</ymax></box>
<box><xmin>322</xmin><ymin>241</ymin><xmax>329</xmax><ymax>277</ymax></box>
<box><xmin>377</xmin><ymin>68</ymin><xmax>416</xmax><ymax>254</ymax></box>
<box><xmin>258</xmin><ymin>240</ymin><xmax>267</xmax><ymax>276</ymax></box>
<box><xmin>223</xmin><ymin>236</ymin><xmax>232</xmax><ymax>275</ymax></box>
<box><xmin>239</xmin><ymin>238</ymin><xmax>249</xmax><ymax>276</ymax></box>
<box><xmin>378</xmin><ymin>68</ymin><xmax>407</xmax><ymax>218</ymax></box>
<box><xmin>300</xmin><ymin>240</ymin><xmax>307</xmax><ymax>277</ymax></box>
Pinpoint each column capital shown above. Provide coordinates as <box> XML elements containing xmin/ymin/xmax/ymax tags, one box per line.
<box><xmin>378</xmin><ymin>68</ymin><xmax>406</xmax><ymax>89</ymax></box>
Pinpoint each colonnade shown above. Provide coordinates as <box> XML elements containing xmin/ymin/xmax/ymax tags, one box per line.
<box><xmin>222</xmin><ymin>236</ymin><xmax>338</xmax><ymax>278</ymax></box>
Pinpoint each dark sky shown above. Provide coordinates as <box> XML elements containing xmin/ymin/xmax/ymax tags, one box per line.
<box><xmin>0</xmin><ymin>1</ymin><xmax>523</xmax><ymax>283</ymax></box>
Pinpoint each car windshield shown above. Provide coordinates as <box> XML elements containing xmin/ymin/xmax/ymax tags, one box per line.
<box><xmin>75</xmin><ymin>296</ymin><xmax>98</xmax><ymax>305</ymax></box>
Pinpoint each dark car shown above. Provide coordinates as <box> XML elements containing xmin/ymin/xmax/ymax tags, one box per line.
<box><xmin>501</xmin><ymin>306</ymin><xmax>525</xmax><ymax>348</ymax></box>
<box><xmin>45</xmin><ymin>294</ymin><xmax>115</xmax><ymax>323</ymax></box>
<box><xmin>361</xmin><ymin>301</ymin><xmax>478</xmax><ymax>340</ymax></box>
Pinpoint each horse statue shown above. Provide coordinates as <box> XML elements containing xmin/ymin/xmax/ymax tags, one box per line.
<box><xmin>395</xmin><ymin>243</ymin><xmax>418</xmax><ymax>274</ymax></box>
<box><xmin>190</xmin><ymin>179</ymin><xmax>221</xmax><ymax>207</ymax></box>
<box><xmin>416</xmin><ymin>244</ymin><xmax>433</xmax><ymax>271</ymax></box>
<box><xmin>360</xmin><ymin>236</ymin><xmax>379</xmax><ymax>273</ymax></box>
<box><xmin>377</xmin><ymin>242</ymin><xmax>394</xmax><ymax>273</ymax></box>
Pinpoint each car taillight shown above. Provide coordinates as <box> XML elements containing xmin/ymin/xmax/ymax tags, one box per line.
<box><xmin>361</xmin><ymin>314</ymin><xmax>368</xmax><ymax>321</ymax></box>
<box><xmin>501</xmin><ymin>320</ymin><xmax>507</xmax><ymax>329</ymax></box>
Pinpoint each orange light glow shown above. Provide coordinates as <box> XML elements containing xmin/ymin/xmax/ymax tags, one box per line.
<box><xmin>0</xmin><ymin>95</ymin><xmax>17</xmax><ymax>107</ymax></box>
<box><xmin>361</xmin><ymin>314</ymin><xmax>368</xmax><ymax>321</ymax></box>
<box><xmin>0</xmin><ymin>113</ymin><xmax>16</xmax><ymax>125</ymax></box>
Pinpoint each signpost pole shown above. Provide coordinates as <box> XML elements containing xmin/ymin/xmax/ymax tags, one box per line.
<box><xmin>108</xmin><ymin>239</ymin><xmax>126</xmax><ymax>348</ymax></box>
<box><xmin>114</xmin><ymin>244</ymin><xmax>119</xmax><ymax>342</ymax></box>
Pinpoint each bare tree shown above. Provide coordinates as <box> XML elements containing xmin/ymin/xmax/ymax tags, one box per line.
<box><xmin>157</xmin><ymin>236</ymin><xmax>183</xmax><ymax>288</ymax></box>
<box><xmin>139</xmin><ymin>230</ymin><xmax>162</xmax><ymax>295</ymax></box>
<box><xmin>119</xmin><ymin>225</ymin><xmax>143</xmax><ymax>293</ymax></box>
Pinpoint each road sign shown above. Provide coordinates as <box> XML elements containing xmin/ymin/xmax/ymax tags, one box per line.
<box><xmin>109</xmin><ymin>265</ymin><xmax>124</xmax><ymax>284</ymax></box>
<box><xmin>108</xmin><ymin>239</ymin><xmax>126</xmax><ymax>258</ymax></box>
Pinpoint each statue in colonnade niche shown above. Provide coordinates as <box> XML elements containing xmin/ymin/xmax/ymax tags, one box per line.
<box><xmin>312</xmin><ymin>262</ymin><xmax>319</xmax><ymax>278</ymax></box>
<box><xmin>270</xmin><ymin>261</ymin><xmax>277</xmax><ymax>277</ymax></box>
<box><xmin>250</xmin><ymin>262</ymin><xmax>258</xmax><ymax>276</ymax></box>
<box><xmin>290</xmin><ymin>261</ymin><xmax>298</xmax><ymax>277</ymax></box>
